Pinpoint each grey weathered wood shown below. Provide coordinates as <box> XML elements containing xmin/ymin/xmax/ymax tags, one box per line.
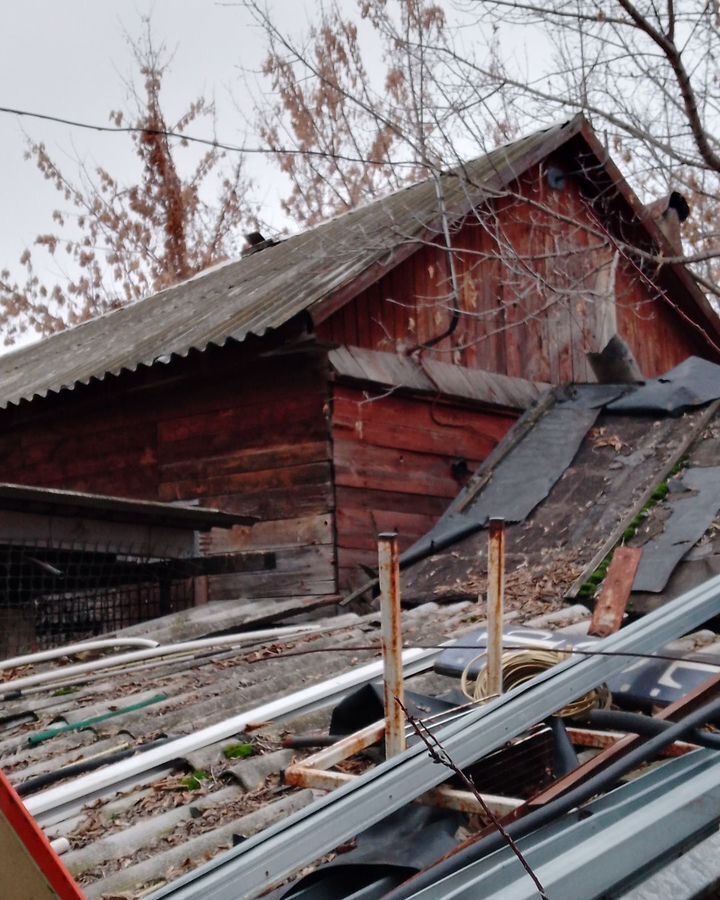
<box><xmin>565</xmin><ymin>398</ymin><xmax>720</xmax><ymax>598</ymax></box>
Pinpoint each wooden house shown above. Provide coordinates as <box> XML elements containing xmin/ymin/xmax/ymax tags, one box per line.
<box><xmin>0</xmin><ymin>115</ymin><xmax>717</xmax><ymax>606</ymax></box>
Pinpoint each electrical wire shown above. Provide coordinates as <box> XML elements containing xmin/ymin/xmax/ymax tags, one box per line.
<box><xmin>460</xmin><ymin>648</ymin><xmax>611</xmax><ymax>718</ymax></box>
<box><xmin>0</xmin><ymin>105</ymin><xmax>402</xmax><ymax>167</ymax></box>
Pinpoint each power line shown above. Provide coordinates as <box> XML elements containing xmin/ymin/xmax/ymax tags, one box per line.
<box><xmin>0</xmin><ymin>104</ymin><xmax>403</xmax><ymax>167</ymax></box>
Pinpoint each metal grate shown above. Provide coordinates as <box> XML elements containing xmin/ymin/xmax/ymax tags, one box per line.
<box><xmin>0</xmin><ymin>540</ymin><xmax>195</xmax><ymax>656</ymax></box>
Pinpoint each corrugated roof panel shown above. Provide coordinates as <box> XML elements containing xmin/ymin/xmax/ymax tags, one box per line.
<box><xmin>0</xmin><ymin>120</ymin><xmax>580</xmax><ymax>408</ymax></box>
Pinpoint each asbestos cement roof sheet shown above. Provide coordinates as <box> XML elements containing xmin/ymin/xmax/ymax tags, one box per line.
<box><xmin>2</xmin><ymin>597</ymin><xmax>569</xmax><ymax>897</ymax></box>
<box><xmin>0</xmin><ymin>118</ymin><xmax>588</xmax><ymax>409</ymax></box>
<box><xmin>0</xmin><ymin>482</ymin><xmax>252</xmax><ymax>529</ymax></box>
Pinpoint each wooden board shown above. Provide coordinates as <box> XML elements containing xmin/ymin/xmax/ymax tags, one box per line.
<box><xmin>332</xmin><ymin>383</ymin><xmax>516</xmax><ymax>589</ymax></box>
<box><xmin>588</xmin><ymin>546</ymin><xmax>643</xmax><ymax>637</ymax></box>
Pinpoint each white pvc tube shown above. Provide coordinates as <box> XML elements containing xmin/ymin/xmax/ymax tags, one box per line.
<box><xmin>26</xmin><ymin>647</ymin><xmax>437</xmax><ymax>818</ymax></box>
<box><xmin>0</xmin><ymin>638</ymin><xmax>160</xmax><ymax>672</ymax></box>
<box><xmin>0</xmin><ymin>626</ymin><xmax>321</xmax><ymax>695</ymax></box>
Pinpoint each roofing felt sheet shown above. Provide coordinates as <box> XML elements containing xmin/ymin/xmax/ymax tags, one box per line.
<box><xmin>632</xmin><ymin>465</ymin><xmax>720</xmax><ymax>592</ymax></box>
<box><xmin>457</xmin><ymin>399</ymin><xmax>599</xmax><ymax>523</ymax></box>
<box><xmin>608</xmin><ymin>356</ymin><xmax>720</xmax><ymax>414</ymax></box>
<box><xmin>404</xmin><ymin>388</ymin><xmax>611</xmax><ymax>561</ymax></box>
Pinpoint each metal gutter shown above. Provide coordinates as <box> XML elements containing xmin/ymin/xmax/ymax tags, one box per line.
<box><xmin>406</xmin><ymin>749</ymin><xmax>720</xmax><ymax>899</ymax></box>
<box><xmin>151</xmin><ymin>572</ymin><xmax>720</xmax><ymax>900</ymax></box>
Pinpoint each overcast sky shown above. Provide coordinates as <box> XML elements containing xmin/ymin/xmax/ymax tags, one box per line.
<box><xmin>1</xmin><ymin>1</ymin><xmax>310</xmax><ymax>280</ymax></box>
<box><xmin>0</xmin><ymin>1</ymin><xmax>545</xmax><ymax>349</ymax></box>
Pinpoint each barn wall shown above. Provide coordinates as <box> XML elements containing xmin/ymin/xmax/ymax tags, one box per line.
<box><xmin>316</xmin><ymin>162</ymin><xmax>709</xmax><ymax>381</ymax></box>
<box><xmin>0</xmin><ymin>342</ymin><xmax>337</xmax><ymax>602</ymax></box>
<box><xmin>331</xmin><ymin>382</ymin><xmax>517</xmax><ymax>590</ymax></box>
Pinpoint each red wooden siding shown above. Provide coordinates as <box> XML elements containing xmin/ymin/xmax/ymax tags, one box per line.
<box><xmin>0</xmin><ymin>344</ymin><xmax>337</xmax><ymax>602</ymax></box>
<box><xmin>317</xmin><ymin>163</ymin><xmax>708</xmax><ymax>380</ymax></box>
<box><xmin>331</xmin><ymin>384</ymin><xmax>516</xmax><ymax>590</ymax></box>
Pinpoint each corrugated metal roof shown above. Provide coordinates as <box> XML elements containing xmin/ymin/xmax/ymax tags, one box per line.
<box><xmin>0</xmin><ymin>119</ymin><xmax>583</xmax><ymax>409</ymax></box>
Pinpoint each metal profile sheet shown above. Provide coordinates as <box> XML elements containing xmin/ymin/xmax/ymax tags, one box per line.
<box><xmin>404</xmin><ymin>750</ymin><xmax>720</xmax><ymax>899</ymax></box>
<box><xmin>608</xmin><ymin>356</ymin><xmax>720</xmax><ymax>414</ymax></box>
<box><xmin>618</xmin><ymin>816</ymin><xmax>720</xmax><ymax>899</ymax></box>
<box><xmin>633</xmin><ymin>466</ymin><xmax>720</xmax><ymax>592</ymax></box>
<box><xmin>152</xmin><ymin>573</ymin><xmax>720</xmax><ymax>900</ymax></box>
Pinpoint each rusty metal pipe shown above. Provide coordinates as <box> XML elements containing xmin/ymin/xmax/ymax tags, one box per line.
<box><xmin>486</xmin><ymin>518</ymin><xmax>505</xmax><ymax>698</ymax></box>
<box><xmin>378</xmin><ymin>532</ymin><xmax>406</xmax><ymax>757</ymax></box>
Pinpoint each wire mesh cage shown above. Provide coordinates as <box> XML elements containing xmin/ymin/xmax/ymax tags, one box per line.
<box><xmin>0</xmin><ymin>540</ymin><xmax>196</xmax><ymax>656</ymax></box>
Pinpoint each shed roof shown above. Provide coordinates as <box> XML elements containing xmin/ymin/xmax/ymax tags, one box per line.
<box><xmin>0</xmin><ymin>115</ymin><xmax>715</xmax><ymax>410</ymax></box>
<box><xmin>7</xmin><ymin>362</ymin><xmax>720</xmax><ymax>895</ymax></box>
<box><xmin>0</xmin><ymin>483</ymin><xmax>252</xmax><ymax>529</ymax></box>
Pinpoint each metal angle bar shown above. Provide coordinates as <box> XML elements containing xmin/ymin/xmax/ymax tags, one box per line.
<box><xmin>405</xmin><ymin>750</ymin><xmax>720</xmax><ymax>899</ymax></box>
<box><xmin>25</xmin><ymin>648</ymin><xmax>437</xmax><ymax>820</ymax></box>
<box><xmin>151</xmin><ymin>573</ymin><xmax>720</xmax><ymax>900</ymax></box>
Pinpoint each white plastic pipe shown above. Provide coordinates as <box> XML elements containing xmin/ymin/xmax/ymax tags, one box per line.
<box><xmin>0</xmin><ymin>638</ymin><xmax>160</xmax><ymax>672</ymax></box>
<box><xmin>26</xmin><ymin>647</ymin><xmax>437</xmax><ymax>819</ymax></box>
<box><xmin>0</xmin><ymin>626</ymin><xmax>321</xmax><ymax>694</ymax></box>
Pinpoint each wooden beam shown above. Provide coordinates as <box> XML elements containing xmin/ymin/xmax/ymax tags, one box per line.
<box><xmin>588</xmin><ymin>546</ymin><xmax>642</xmax><ymax>637</ymax></box>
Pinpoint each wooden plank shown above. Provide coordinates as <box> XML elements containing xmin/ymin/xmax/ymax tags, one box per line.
<box><xmin>333</xmin><ymin>417</ymin><xmax>500</xmax><ymax>462</ymax></box>
<box><xmin>207</xmin><ymin>513</ymin><xmax>334</xmax><ymax>554</ymax></box>
<box><xmin>588</xmin><ymin>546</ymin><xmax>643</xmax><ymax>637</ymax></box>
<box><xmin>159</xmin><ymin>442</ymin><xmax>330</xmax><ymax>483</ymax></box>
<box><xmin>157</xmin><ymin>393</ymin><xmax>326</xmax><ymax>450</ymax></box>
<box><xmin>199</xmin><ymin>481</ymin><xmax>335</xmax><ymax>520</ymax></box>
<box><xmin>0</xmin><ymin>510</ymin><xmax>197</xmax><ymax>559</ymax></box>
<box><xmin>333</xmin><ymin>440</ymin><xmax>462</xmax><ymax>498</ymax></box>
<box><xmin>158</xmin><ymin>461</ymin><xmax>333</xmax><ymax>503</ymax></box>
<box><xmin>333</xmin><ymin>389</ymin><xmax>516</xmax><ymax>434</ymax></box>
<box><xmin>334</xmin><ymin>485</ymin><xmax>450</xmax><ymax>518</ymax></box>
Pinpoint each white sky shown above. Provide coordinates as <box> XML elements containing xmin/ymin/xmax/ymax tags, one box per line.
<box><xmin>0</xmin><ymin>1</ymin><xmax>551</xmax><ymax>349</ymax></box>
<box><xmin>0</xmin><ymin>1</ymin><xmax>310</xmax><ymax>275</ymax></box>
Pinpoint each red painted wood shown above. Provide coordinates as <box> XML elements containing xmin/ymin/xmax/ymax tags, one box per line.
<box><xmin>0</xmin><ymin>767</ymin><xmax>84</xmax><ymax>899</ymax></box>
<box><xmin>332</xmin><ymin>384</ymin><xmax>516</xmax><ymax>589</ymax></box>
<box><xmin>316</xmin><ymin>162</ymin><xmax>713</xmax><ymax>381</ymax></box>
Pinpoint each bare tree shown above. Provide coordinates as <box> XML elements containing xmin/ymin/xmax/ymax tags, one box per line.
<box><xmin>451</xmin><ymin>0</ymin><xmax>720</xmax><ymax>292</ymax></box>
<box><xmin>0</xmin><ymin>26</ymin><xmax>255</xmax><ymax>345</ymax></box>
<box><xmin>245</xmin><ymin>0</ymin><xmax>688</xmax><ymax>379</ymax></box>
<box><xmin>254</xmin><ymin>0</ymin><xmax>454</xmax><ymax>226</ymax></box>
<box><xmin>249</xmin><ymin>0</ymin><xmax>720</xmax><ymax>294</ymax></box>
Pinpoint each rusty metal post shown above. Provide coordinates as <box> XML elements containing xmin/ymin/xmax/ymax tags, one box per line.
<box><xmin>378</xmin><ymin>532</ymin><xmax>406</xmax><ymax>757</ymax></box>
<box><xmin>486</xmin><ymin>518</ymin><xmax>505</xmax><ymax>698</ymax></box>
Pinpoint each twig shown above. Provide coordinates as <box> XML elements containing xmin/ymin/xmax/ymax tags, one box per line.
<box><xmin>397</xmin><ymin>697</ymin><xmax>549</xmax><ymax>900</ymax></box>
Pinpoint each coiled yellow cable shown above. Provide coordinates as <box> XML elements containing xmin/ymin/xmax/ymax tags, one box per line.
<box><xmin>461</xmin><ymin>649</ymin><xmax>610</xmax><ymax>718</ymax></box>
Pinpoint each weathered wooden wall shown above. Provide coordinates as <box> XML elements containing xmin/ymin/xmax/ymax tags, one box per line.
<box><xmin>317</xmin><ymin>161</ymin><xmax>708</xmax><ymax>380</ymax></box>
<box><xmin>0</xmin><ymin>341</ymin><xmax>337</xmax><ymax>601</ymax></box>
<box><xmin>331</xmin><ymin>383</ymin><xmax>517</xmax><ymax>590</ymax></box>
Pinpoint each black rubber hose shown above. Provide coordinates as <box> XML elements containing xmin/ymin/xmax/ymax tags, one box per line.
<box><xmin>16</xmin><ymin>736</ymin><xmax>171</xmax><ymax>797</ymax></box>
<box><xmin>583</xmin><ymin>708</ymin><xmax>720</xmax><ymax>750</ymax></box>
<box><xmin>386</xmin><ymin>696</ymin><xmax>720</xmax><ymax>899</ymax></box>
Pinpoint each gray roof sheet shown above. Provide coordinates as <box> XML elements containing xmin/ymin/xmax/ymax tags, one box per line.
<box><xmin>0</xmin><ymin>119</ymin><xmax>583</xmax><ymax>409</ymax></box>
<box><xmin>329</xmin><ymin>345</ymin><xmax>548</xmax><ymax>410</ymax></box>
<box><xmin>0</xmin><ymin>599</ymin><xmax>492</xmax><ymax>896</ymax></box>
<box><xmin>0</xmin><ymin>482</ymin><xmax>252</xmax><ymax>529</ymax></box>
